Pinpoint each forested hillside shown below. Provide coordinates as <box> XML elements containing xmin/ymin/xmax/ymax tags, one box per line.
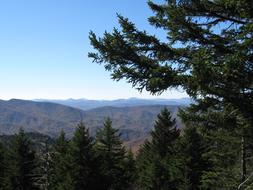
<box><xmin>0</xmin><ymin>99</ymin><xmax>84</xmax><ymax>136</ymax></box>
<box><xmin>0</xmin><ymin>108</ymin><xmax>252</xmax><ymax>189</ymax></box>
<box><xmin>0</xmin><ymin>0</ymin><xmax>252</xmax><ymax>189</ymax></box>
<box><xmin>0</xmin><ymin>99</ymin><xmax>181</xmax><ymax>145</ymax></box>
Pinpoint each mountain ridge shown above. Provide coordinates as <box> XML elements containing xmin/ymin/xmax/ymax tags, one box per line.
<box><xmin>34</xmin><ymin>97</ymin><xmax>191</xmax><ymax>110</ymax></box>
<box><xmin>0</xmin><ymin>99</ymin><xmax>185</xmax><ymax>148</ymax></box>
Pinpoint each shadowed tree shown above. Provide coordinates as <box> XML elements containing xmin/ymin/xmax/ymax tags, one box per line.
<box><xmin>0</xmin><ymin>142</ymin><xmax>6</xmax><ymax>190</ymax></box>
<box><xmin>89</xmin><ymin>0</ymin><xmax>253</xmax><ymax>184</ymax></box>
<box><xmin>179</xmin><ymin>126</ymin><xmax>211</xmax><ymax>190</ymax></box>
<box><xmin>70</xmin><ymin>122</ymin><xmax>102</xmax><ymax>190</ymax></box>
<box><xmin>89</xmin><ymin>0</ymin><xmax>253</xmax><ymax>128</ymax></box>
<box><xmin>95</xmin><ymin>117</ymin><xmax>133</xmax><ymax>190</ymax></box>
<box><xmin>5</xmin><ymin>129</ymin><xmax>40</xmax><ymax>190</ymax></box>
<box><xmin>137</xmin><ymin>108</ymin><xmax>181</xmax><ymax>190</ymax></box>
<box><xmin>50</xmin><ymin>130</ymin><xmax>74</xmax><ymax>190</ymax></box>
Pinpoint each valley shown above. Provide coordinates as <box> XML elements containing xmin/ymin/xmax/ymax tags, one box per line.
<box><xmin>0</xmin><ymin>98</ymin><xmax>185</xmax><ymax>150</ymax></box>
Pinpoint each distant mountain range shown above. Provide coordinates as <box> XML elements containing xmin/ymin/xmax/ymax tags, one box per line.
<box><xmin>0</xmin><ymin>98</ymin><xmax>187</xmax><ymax>149</ymax></box>
<box><xmin>34</xmin><ymin>97</ymin><xmax>191</xmax><ymax>110</ymax></box>
<box><xmin>0</xmin><ymin>99</ymin><xmax>84</xmax><ymax>137</ymax></box>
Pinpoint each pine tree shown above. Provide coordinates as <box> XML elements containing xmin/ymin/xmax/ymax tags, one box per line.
<box><xmin>6</xmin><ymin>129</ymin><xmax>40</xmax><ymax>190</ymax></box>
<box><xmin>50</xmin><ymin>130</ymin><xmax>74</xmax><ymax>190</ymax></box>
<box><xmin>179</xmin><ymin>126</ymin><xmax>211</xmax><ymax>190</ymax></box>
<box><xmin>137</xmin><ymin>108</ymin><xmax>181</xmax><ymax>190</ymax></box>
<box><xmin>70</xmin><ymin>122</ymin><xmax>101</xmax><ymax>190</ymax></box>
<box><xmin>89</xmin><ymin>0</ymin><xmax>253</xmax><ymax>126</ymax></box>
<box><xmin>40</xmin><ymin>141</ymin><xmax>52</xmax><ymax>190</ymax></box>
<box><xmin>95</xmin><ymin>117</ymin><xmax>132</xmax><ymax>190</ymax></box>
<box><xmin>151</xmin><ymin>108</ymin><xmax>180</xmax><ymax>157</ymax></box>
<box><xmin>0</xmin><ymin>142</ymin><xmax>6</xmax><ymax>190</ymax></box>
<box><xmin>136</xmin><ymin>141</ymin><xmax>154</xmax><ymax>190</ymax></box>
<box><xmin>122</xmin><ymin>150</ymin><xmax>137</xmax><ymax>189</ymax></box>
<box><xmin>179</xmin><ymin>104</ymin><xmax>252</xmax><ymax>188</ymax></box>
<box><xmin>89</xmin><ymin>1</ymin><xmax>253</xmax><ymax>188</ymax></box>
<box><xmin>200</xmin><ymin>127</ymin><xmax>241</xmax><ymax>189</ymax></box>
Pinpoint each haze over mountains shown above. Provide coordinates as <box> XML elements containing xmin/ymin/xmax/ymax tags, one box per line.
<box><xmin>35</xmin><ymin>97</ymin><xmax>191</xmax><ymax>110</ymax></box>
<box><xmin>0</xmin><ymin>98</ymin><xmax>189</xmax><ymax>149</ymax></box>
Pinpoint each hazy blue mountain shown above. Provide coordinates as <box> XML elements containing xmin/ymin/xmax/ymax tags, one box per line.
<box><xmin>0</xmin><ymin>99</ymin><xmax>184</xmax><ymax>149</ymax></box>
<box><xmin>0</xmin><ymin>99</ymin><xmax>85</xmax><ymax>137</ymax></box>
<box><xmin>82</xmin><ymin>105</ymin><xmax>181</xmax><ymax>140</ymax></box>
<box><xmin>35</xmin><ymin>97</ymin><xmax>191</xmax><ymax>110</ymax></box>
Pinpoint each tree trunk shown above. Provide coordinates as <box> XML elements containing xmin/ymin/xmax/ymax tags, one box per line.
<box><xmin>241</xmin><ymin>135</ymin><xmax>246</xmax><ymax>183</ymax></box>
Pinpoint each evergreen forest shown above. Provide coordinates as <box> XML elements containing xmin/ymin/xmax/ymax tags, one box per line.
<box><xmin>0</xmin><ymin>106</ymin><xmax>252</xmax><ymax>189</ymax></box>
<box><xmin>0</xmin><ymin>0</ymin><xmax>252</xmax><ymax>189</ymax></box>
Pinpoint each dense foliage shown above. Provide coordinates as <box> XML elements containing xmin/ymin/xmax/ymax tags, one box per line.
<box><xmin>89</xmin><ymin>0</ymin><xmax>253</xmax><ymax>125</ymax></box>
<box><xmin>0</xmin><ymin>0</ymin><xmax>252</xmax><ymax>189</ymax></box>
<box><xmin>5</xmin><ymin>129</ymin><xmax>41</xmax><ymax>190</ymax></box>
<box><xmin>0</xmin><ymin>107</ymin><xmax>252</xmax><ymax>189</ymax></box>
<box><xmin>0</xmin><ymin>120</ymin><xmax>136</xmax><ymax>190</ymax></box>
<box><xmin>89</xmin><ymin>0</ymin><xmax>253</xmax><ymax>189</ymax></box>
<box><xmin>137</xmin><ymin>108</ymin><xmax>181</xmax><ymax>190</ymax></box>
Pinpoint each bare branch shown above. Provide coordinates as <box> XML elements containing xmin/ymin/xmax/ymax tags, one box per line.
<box><xmin>238</xmin><ymin>172</ymin><xmax>253</xmax><ymax>189</ymax></box>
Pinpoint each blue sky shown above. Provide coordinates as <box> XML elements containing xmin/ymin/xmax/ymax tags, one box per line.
<box><xmin>0</xmin><ymin>0</ymin><xmax>187</xmax><ymax>100</ymax></box>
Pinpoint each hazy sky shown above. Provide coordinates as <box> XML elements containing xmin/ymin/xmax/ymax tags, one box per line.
<box><xmin>0</xmin><ymin>0</ymin><xmax>188</xmax><ymax>100</ymax></box>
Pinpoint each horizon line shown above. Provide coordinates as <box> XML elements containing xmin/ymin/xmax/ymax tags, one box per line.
<box><xmin>0</xmin><ymin>96</ymin><xmax>190</xmax><ymax>101</ymax></box>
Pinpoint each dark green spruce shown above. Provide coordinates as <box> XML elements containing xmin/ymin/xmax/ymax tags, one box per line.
<box><xmin>70</xmin><ymin>122</ymin><xmax>101</xmax><ymax>190</ymax></box>
<box><xmin>5</xmin><ymin>129</ymin><xmax>40</xmax><ymax>190</ymax></box>
<box><xmin>95</xmin><ymin>117</ymin><xmax>134</xmax><ymax>190</ymax></box>
<box><xmin>137</xmin><ymin>108</ymin><xmax>181</xmax><ymax>190</ymax></box>
<box><xmin>179</xmin><ymin>126</ymin><xmax>211</xmax><ymax>190</ymax></box>
<box><xmin>89</xmin><ymin>0</ymin><xmax>253</xmax><ymax>187</ymax></box>
<box><xmin>50</xmin><ymin>130</ymin><xmax>74</xmax><ymax>190</ymax></box>
<box><xmin>89</xmin><ymin>0</ymin><xmax>253</xmax><ymax>126</ymax></box>
<box><xmin>0</xmin><ymin>142</ymin><xmax>6</xmax><ymax>190</ymax></box>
